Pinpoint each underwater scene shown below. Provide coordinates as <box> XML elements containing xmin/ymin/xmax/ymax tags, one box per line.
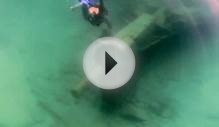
<box><xmin>0</xmin><ymin>0</ymin><xmax>219</xmax><ymax>127</ymax></box>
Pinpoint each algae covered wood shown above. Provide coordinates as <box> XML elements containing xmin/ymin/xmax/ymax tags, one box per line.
<box><xmin>71</xmin><ymin>13</ymin><xmax>157</xmax><ymax>97</ymax></box>
<box><xmin>116</xmin><ymin>13</ymin><xmax>154</xmax><ymax>45</ymax></box>
<box><xmin>71</xmin><ymin>7</ymin><xmax>204</xmax><ymax>96</ymax></box>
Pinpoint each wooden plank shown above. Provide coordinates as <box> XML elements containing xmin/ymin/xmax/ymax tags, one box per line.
<box><xmin>71</xmin><ymin>13</ymin><xmax>160</xmax><ymax>97</ymax></box>
<box><xmin>116</xmin><ymin>13</ymin><xmax>154</xmax><ymax>45</ymax></box>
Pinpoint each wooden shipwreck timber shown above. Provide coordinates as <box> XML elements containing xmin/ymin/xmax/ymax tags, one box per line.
<box><xmin>71</xmin><ymin>8</ymin><xmax>199</xmax><ymax>97</ymax></box>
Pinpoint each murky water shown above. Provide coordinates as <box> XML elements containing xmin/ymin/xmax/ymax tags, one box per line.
<box><xmin>0</xmin><ymin>0</ymin><xmax>219</xmax><ymax>127</ymax></box>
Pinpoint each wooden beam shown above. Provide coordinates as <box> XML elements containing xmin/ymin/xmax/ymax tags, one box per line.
<box><xmin>71</xmin><ymin>11</ymin><xmax>164</xmax><ymax>97</ymax></box>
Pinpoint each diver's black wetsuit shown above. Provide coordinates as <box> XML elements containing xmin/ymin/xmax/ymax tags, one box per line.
<box><xmin>80</xmin><ymin>0</ymin><xmax>111</xmax><ymax>28</ymax></box>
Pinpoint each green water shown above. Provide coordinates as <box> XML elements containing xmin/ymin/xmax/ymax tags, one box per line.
<box><xmin>0</xmin><ymin>0</ymin><xmax>219</xmax><ymax>127</ymax></box>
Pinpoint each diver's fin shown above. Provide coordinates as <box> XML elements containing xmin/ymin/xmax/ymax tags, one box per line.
<box><xmin>70</xmin><ymin>3</ymin><xmax>82</xmax><ymax>10</ymax></box>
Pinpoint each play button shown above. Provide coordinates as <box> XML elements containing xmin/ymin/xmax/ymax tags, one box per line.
<box><xmin>83</xmin><ymin>37</ymin><xmax>135</xmax><ymax>90</ymax></box>
<box><xmin>105</xmin><ymin>52</ymin><xmax>117</xmax><ymax>75</ymax></box>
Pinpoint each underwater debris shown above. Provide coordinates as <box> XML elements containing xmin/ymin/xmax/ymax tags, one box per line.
<box><xmin>71</xmin><ymin>79</ymin><xmax>93</xmax><ymax>99</ymax></box>
<box><xmin>70</xmin><ymin>6</ymin><xmax>208</xmax><ymax>115</ymax></box>
<box><xmin>71</xmin><ymin>8</ymin><xmax>170</xmax><ymax>98</ymax></box>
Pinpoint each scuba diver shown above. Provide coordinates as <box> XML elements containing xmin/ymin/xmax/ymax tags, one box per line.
<box><xmin>71</xmin><ymin>0</ymin><xmax>111</xmax><ymax>28</ymax></box>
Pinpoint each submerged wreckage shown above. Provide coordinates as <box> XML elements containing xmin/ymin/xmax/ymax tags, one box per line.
<box><xmin>71</xmin><ymin>7</ymin><xmax>199</xmax><ymax>96</ymax></box>
<box><xmin>69</xmin><ymin>4</ymin><xmax>211</xmax><ymax>123</ymax></box>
